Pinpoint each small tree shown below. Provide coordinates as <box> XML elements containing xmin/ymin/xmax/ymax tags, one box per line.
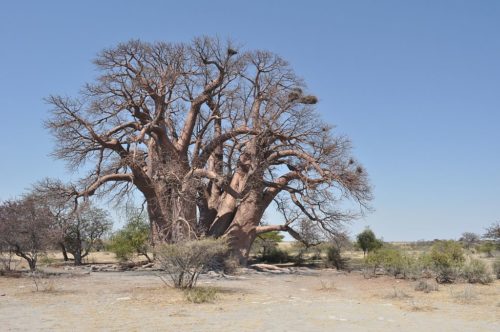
<box><xmin>459</xmin><ymin>232</ymin><xmax>480</xmax><ymax>250</ymax></box>
<box><xmin>356</xmin><ymin>228</ymin><xmax>382</xmax><ymax>257</ymax></box>
<box><xmin>0</xmin><ymin>196</ymin><xmax>55</xmax><ymax>271</ymax></box>
<box><xmin>484</xmin><ymin>221</ymin><xmax>500</xmax><ymax>249</ymax></box>
<box><xmin>63</xmin><ymin>203</ymin><xmax>112</xmax><ymax>265</ymax></box>
<box><xmin>109</xmin><ymin>211</ymin><xmax>152</xmax><ymax>262</ymax></box>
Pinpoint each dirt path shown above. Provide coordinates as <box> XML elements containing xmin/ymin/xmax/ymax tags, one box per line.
<box><xmin>1</xmin><ymin>270</ymin><xmax>498</xmax><ymax>331</ymax></box>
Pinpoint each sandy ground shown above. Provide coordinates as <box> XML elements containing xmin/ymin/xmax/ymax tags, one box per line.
<box><xmin>1</xmin><ymin>267</ymin><xmax>499</xmax><ymax>332</ymax></box>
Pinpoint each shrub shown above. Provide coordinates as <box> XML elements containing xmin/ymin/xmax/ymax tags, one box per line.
<box><xmin>251</xmin><ymin>231</ymin><xmax>284</xmax><ymax>257</ymax></box>
<box><xmin>415</xmin><ymin>280</ymin><xmax>439</xmax><ymax>293</ymax></box>
<box><xmin>493</xmin><ymin>257</ymin><xmax>500</xmax><ymax>279</ymax></box>
<box><xmin>108</xmin><ymin>212</ymin><xmax>151</xmax><ymax>262</ymax></box>
<box><xmin>184</xmin><ymin>287</ymin><xmax>218</xmax><ymax>303</ymax></box>
<box><xmin>429</xmin><ymin>240</ymin><xmax>465</xmax><ymax>283</ymax></box>
<box><xmin>450</xmin><ymin>285</ymin><xmax>477</xmax><ymax>304</ymax></box>
<box><xmin>461</xmin><ymin>258</ymin><xmax>493</xmax><ymax>284</ymax></box>
<box><xmin>325</xmin><ymin>246</ymin><xmax>349</xmax><ymax>270</ymax></box>
<box><xmin>478</xmin><ymin>241</ymin><xmax>495</xmax><ymax>257</ymax></box>
<box><xmin>261</xmin><ymin>247</ymin><xmax>290</xmax><ymax>263</ymax></box>
<box><xmin>365</xmin><ymin>247</ymin><xmax>417</xmax><ymax>278</ymax></box>
<box><xmin>156</xmin><ymin>238</ymin><xmax>228</xmax><ymax>289</ymax></box>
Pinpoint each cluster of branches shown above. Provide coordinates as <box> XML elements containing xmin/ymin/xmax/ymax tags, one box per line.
<box><xmin>0</xmin><ymin>182</ymin><xmax>112</xmax><ymax>270</ymax></box>
<box><xmin>45</xmin><ymin>37</ymin><xmax>372</xmax><ymax>262</ymax></box>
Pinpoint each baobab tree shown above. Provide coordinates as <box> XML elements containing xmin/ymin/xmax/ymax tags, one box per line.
<box><xmin>46</xmin><ymin>37</ymin><xmax>371</xmax><ymax>263</ymax></box>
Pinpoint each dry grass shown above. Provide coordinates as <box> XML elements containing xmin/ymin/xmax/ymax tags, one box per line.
<box><xmin>184</xmin><ymin>287</ymin><xmax>218</xmax><ymax>303</ymax></box>
<box><xmin>386</xmin><ymin>286</ymin><xmax>412</xmax><ymax>299</ymax></box>
<box><xmin>317</xmin><ymin>279</ymin><xmax>336</xmax><ymax>291</ymax></box>
<box><xmin>450</xmin><ymin>285</ymin><xmax>478</xmax><ymax>304</ymax></box>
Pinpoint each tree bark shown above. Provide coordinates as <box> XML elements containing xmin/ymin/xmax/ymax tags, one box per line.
<box><xmin>59</xmin><ymin>243</ymin><xmax>69</xmax><ymax>261</ymax></box>
<box><xmin>223</xmin><ymin>191</ymin><xmax>266</xmax><ymax>265</ymax></box>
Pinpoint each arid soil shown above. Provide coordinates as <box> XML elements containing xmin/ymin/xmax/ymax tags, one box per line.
<box><xmin>1</xmin><ymin>266</ymin><xmax>499</xmax><ymax>331</ymax></box>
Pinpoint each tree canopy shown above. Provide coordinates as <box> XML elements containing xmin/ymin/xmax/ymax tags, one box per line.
<box><xmin>46</xmin><ymin>37</ymin><xmax>371</xmax><ymax>263</ymax></box>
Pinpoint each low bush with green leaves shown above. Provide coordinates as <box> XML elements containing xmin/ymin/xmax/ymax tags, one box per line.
<box><xmin>261</xmin><ymin>247</ymin><xmax>290</xmax><ymax>263</ymax></box>
<box><xmin>429</xmin><ymin>240</ymin><xmax>465</xmax><ymax>283</ymax></box>
<box><xmin>251</xmin><ymin>231</ymin><xmax>284</xmax><ymax>257</ymax></box>
<box><xmin>365</xmin><ymin>247</ymin><xmax>417</xmax><ymax>278</ymax></box>
<box><xmin>461</xmin><ymin>258</ymin><xmax>492</xmax><ymax>284</ymax></box>
<box><xmin>325</xmin><ymin>246</ymin><xmax>349</xmax><ymax>270</ymax></box>
<box><xmin>108</xmin><ymin>213</ymin><xmax>152</xmax><ymax>262</ymax></box>
<box><xmin>156</xmin><ymin>238</ymin><xmax>228</xmax><ymax>289</ymax></box>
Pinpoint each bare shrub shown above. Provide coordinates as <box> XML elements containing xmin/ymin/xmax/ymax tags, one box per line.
<box><xmin>318</xmin><ymin>279</ymin><xmax>336</xmax><ymax>292</ymax></box>
<box><xmin>450</xmin><ymin>285</ymin><xmax>477</xmax><ymax>304</ymax></box>
<box><xmin>0</xmin><ymin>249</ymin><xmax>21</xmax><ymax>272</ymax></box>
<box><xmin>156</xmin><ymin>238</ymin><xmax>228</xmax><ymax>289</ymax></box>
<box><xmin>386</xmin><ymin>287</ymin><xmax>412</xmax><ymax>299</ymax></box>
<box><xmin>414</xmin><ymin>280</ymin><xmax>439</xmax><ymax>293</ymax></box>
<box><xmin>221</xmin><ymin>256</ymin><xmax>240</xmax><ymax>275</ymax></box>
<box><xmin>30</xmin><ymin>271</ymin><xmax>57</xmax><ymax>292</ymax></box>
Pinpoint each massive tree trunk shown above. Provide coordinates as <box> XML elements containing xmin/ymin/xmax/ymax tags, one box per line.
<box><xmin>59</xmin><ymin>243</ymin><xmax>69</xmax><ymax>261</ymax></box>
<box><xmin>145</xmin><ymin>186</ymin><xmax>197</xmax><ymax>244</ymax></box>
<box><xmin>223</xmin><ymin>191</ymin><xmax>266</xmax><ymax>264</ymax></box>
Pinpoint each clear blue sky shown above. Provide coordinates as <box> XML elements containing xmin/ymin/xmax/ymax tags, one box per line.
<box><xmin>0</xmin><ymin>0</ymin><xmax>498</xmax><ymax>240</ymax></box>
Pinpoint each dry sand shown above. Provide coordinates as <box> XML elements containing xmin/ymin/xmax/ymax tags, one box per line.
<box><xmin>1</xmin><ymin>267</ymin><xmax>499</xmax><ymax>331</ymax></box>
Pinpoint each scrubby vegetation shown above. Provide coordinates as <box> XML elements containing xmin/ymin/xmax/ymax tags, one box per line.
<box><xmin>360</xmin><ymin>239</ymin><xmax>497</xmax><ymax>285</ymax></box>
<box><xmin>252</xmin><ymin>231</ymin><xmax>290</xmax><ymax>263</ymax></box>
<box><xmin>325</xmin><ymin>246</ymin><xmax>349</xmax><ymax>270</ymax></box>
<box><xmin>184</xmin><ymin>287</ymin><xmax>218</xmax><ymax>303</ymax></box>
<box><xmin>108</xmin><ymin>211</ymin><xmax>152</xmax><ymax>262</ymax></box>
<box><xmin>461</xmin><ymin>258</ymin><xmax>492</xmax><ymax>284</ymax></box>
<box><xmin>414</xmin><ymin>280</ymin><xmax>438</xmax><ymax>293</ymax></box>
<box><xmin>428</xmin><ymin>240</ymin><xmax>465</xmax><ymax>283</ymax></box>
<box><xmin>155</xmin><ymin>238</ymin><xmax>228</xmax><ymax>289</ymax></box>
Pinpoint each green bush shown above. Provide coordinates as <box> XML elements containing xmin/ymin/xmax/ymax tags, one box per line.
<box><xmin>251</xmin><ymin>231</ymin><xmax>284</xmax><ymax>257</ymax></box>
<box><xmin>356</xmin><ymin>228</ymin><xmax>383</xmax><ymax>256</ymax></box>
<box><xmin>365</xmin><ymin>247</ymin><xmax>417</xmax><ymax>278</ymax></box>
<box><xmin>108</xmin><ymin>213</ymin><xmax>151</xmax><ymax>262</ymax></box>
<box><xmin>461</xmin><ymin>258</ymin><xmax>493</xmax><ymax>284</ymax></box>
<box><xmin>493</xmin><ymin>257</ymin><xmax>500</xmax><ymax>279</ymax></box>
<box><xmin>429</xmin><ymin>240</ymin><xmax>465</xmax><ymax>283</ymax></box>
<box><xmin>325</xmin><ymin>246</ymin><xmax>349</xmax><ymax>270</ymax></box>
<box><xmin>261</xmin><ymin>247</ymin><xmax>290</xmax><ymax>263</ymax></box>
<box><xmin>156</xmin><ymin>238</ymin><xmax>228</xmax><ymax>289</ymax></box>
